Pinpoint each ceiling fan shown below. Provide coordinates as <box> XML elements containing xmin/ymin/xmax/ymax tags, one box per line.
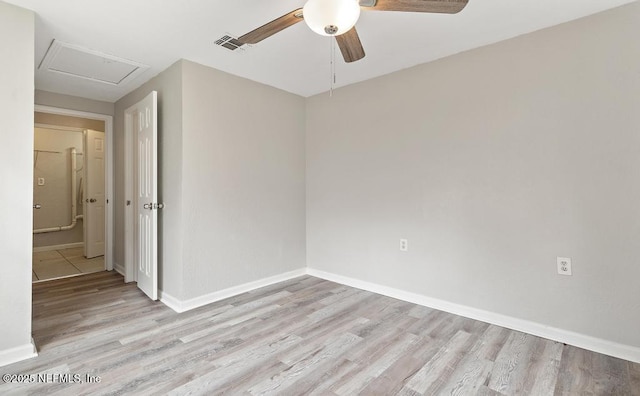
<box><xmin>237</xmin><ymin>0</ymin><xmax>469</xmax><ymax>63</ymax></box>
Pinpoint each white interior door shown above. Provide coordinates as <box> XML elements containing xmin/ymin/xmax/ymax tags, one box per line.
<box><xmin>84</xmin><ymin>129</ymin><xmax>105</xmax><ymax>259</ymax></box>
<box><xmin>134</xmin><ymin>91</ymin><xmax>158</xmax><ymax>300</ymax></box>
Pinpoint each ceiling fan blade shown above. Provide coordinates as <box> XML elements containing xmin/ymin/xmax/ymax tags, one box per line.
<box><xmin>362</xmin><ymin>0</ymin><xmax>468</xmax><ymax>14</ymax></box>
<box><xmin>238</xmin><ymin>9</ymin><xmax>304</xmax><ymax>44</ymax></box>
<box><xmin>335</xmin><ymin>27</ymin><xmax>365</xmax><ymax>63</ymax></box>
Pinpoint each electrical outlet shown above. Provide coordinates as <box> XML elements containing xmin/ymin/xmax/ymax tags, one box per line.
<box><xmin>37</xmin><ymin>178</ymin><xmax>45</xmax><ymax>186</ymax></box>
<box><xmin>557</xmin><ymin>257</ymin><xmax>572</xmax><ymax>276</ymax></box>
<box><xmin>399</xmin><ymin>239</ymin><xmax>408</xmax><ymax>252</ymax></box>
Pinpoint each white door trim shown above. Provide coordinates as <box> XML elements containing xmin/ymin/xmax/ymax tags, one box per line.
<box><xmin>124</xmin><ymin>105</ymin><xmax>135</xmax><ymax>282</ymax></box>
<box><xmin>34</xmin><ymin>105</ymin><xmax>114</xmax><ymax>272</ymax></box>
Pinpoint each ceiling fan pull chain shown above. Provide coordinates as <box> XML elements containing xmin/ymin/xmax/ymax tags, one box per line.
<box><xmin>330</xmin><ymin>37</ymin><xmax>335</xmax><ymax>97</ymax></box>
<box><xmin>330</xmin><ymin>37</ymin><xmax>339</xmax><ymax>97</ymax></box>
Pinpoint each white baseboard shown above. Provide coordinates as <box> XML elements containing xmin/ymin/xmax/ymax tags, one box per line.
<box><xmin>33</xmin><ymin>242</ymin><xmax>83</xmax><ymax>253</ymax></box>
<box><xmin>158</xmin><ymin>290</ymin><xmax>183</xmax><ymax>313</ymax></box>
<box><xmin>306</xmin><ymin>268</ymin><xmax>640</xmax><ymax>364</ymax></box>
<box><xmin>113</xmin><ymin>262</ymin><xmax>125</xmax><ymax>277</ymax></box>
<box><xmin>159</xmin><ymin>268</ymin><xmax>307</xmax><ymax>313</ymax></box>
<box><xmin>0</xmin><ymin>338</ymin><xmax>37</xmax><ymax>368</ymax></box>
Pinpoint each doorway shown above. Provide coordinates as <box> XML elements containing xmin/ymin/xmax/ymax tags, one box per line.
<box><xmin>32</xmin><ymin>105</ymin><xmax>113</xmax><ymax>281</ymax></box>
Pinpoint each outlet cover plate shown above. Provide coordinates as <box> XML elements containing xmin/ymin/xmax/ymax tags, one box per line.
<box><xmin>400</xmin><ymin>239</ymin><xmax>408</xmax><ymax>252</ymax></box>
<box><xmin>557</xmin><ymin>257</ymin><xmax>572</xmax><ymax>275</ymax></box>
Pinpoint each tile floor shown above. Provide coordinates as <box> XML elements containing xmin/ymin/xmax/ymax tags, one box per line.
<box><xmin>32</xmin><ymin>247</ymin><xmax>104</xmax><ymax>282</ymax></box>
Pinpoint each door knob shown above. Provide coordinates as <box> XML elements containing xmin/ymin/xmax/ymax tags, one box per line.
<box><xmin>33</xmin><ymin>204</ymin><xmax>41</xmax><ymax>209</ymax></box>
<box><xmin>89</xmin><ymin>198</ymin><xmax>97</xmax><ymax>203</ymax></box>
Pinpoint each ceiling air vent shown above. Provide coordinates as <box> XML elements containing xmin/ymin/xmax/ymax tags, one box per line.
<box><xmin>38</xmin><ymin>39</ymin><xmax>149</xmax><ymax>86</ymax></box>
<box><xmin>214</xmin><ymin>35</ymin><xmax>246</xmax><ymax>51</ymax></box>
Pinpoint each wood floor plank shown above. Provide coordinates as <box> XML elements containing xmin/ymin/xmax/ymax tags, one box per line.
<box><xmin>589</xmin><ymin>349</ymin><xmax>636</xmax><ymax>395</ymax></box>
<box><xmin>249</xmin><ymin>332</ymin><xmax>362</xmax><ymax>395</ymax></box>
<box><xmin>554</xmin><ymin>345</ymin><xmax>595</xmax><ymax>395</ymax></box>
<box><xmin>476</xmin><ymin>325</ymin><xmax>513</xmax><ymax>362</ymax></box>
<box><xmin>166</xmin><ymin>333</ymin><xmax>304</xmax><ymax>395</ymax></box>
<box><xmin>179</xmin><ymin>304</ymin><xmax>281</xmax><ymax>344</ymax></box>
<box><xmin>628</xmin><ymin>361</ymin><xmax>640</xmax><ymax>395</ymax></box>
<box><xmin>524</xmin><ymin>339</ymin><xmax>563</xmax><ymax>395</ymax></box>
<box><xmin>435</xmin><ymin>326</ymin><xmax>506</xmax><ymax>395</ymax></box>
<box><xmin>0</xmin><ymin>271</ymin><xmax>638</xmax><ymax>395</ymax></box>
<box><xmin>404</xmin><ymin>330</ymin><xmax>473</xmax><ymax>394</ymax></box>
<box><xmin>487</xmin><ymin>331</ymin><xmax>536</xmax><ymax>394</ymax></box>
<box><xmin>185</xmin><ymin>357</ymin><xmax>288</xmax><ymax>396</ymax></box>
<box><xmin>118</xmin><ymin>304</ymin><xmax>233</xmax><ymax>345</ymax></box>
<box><xmin>335</xmin><ymin>315</ymin><xmax>418</xmax><ymax>378</ymax></box>
<box><xmin>441</xmin><ymin>355</ymin><xmax>493</xmax><ymax>395</ymax></box>
<box><xmin>298</xmin><ymin>358</ymin><xmax>358</xmax><ymax>395</ymax></box>
<box><xmin>357</xmin><ymin>334</ymin><xmax>438</xmax><ymax>395</ymax></box>
<box><xmin>476</xmin><ymin>385</ymin><xmax>508</xmax><ymax>396</ymax></box>
<box><xmin>333</xmin><ymin>332</ymin><xmax>420</xmax><ymax>395</ymax></box>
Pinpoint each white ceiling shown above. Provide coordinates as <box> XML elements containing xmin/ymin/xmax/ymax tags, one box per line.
<box><xmin>6</xmin><ymin>0</ymin><xmax>638</xmax><ymax>102</ymax></box>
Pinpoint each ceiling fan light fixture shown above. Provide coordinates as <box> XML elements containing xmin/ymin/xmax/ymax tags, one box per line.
<box><xmin>303</xmin><ymin>0</ymin><xmax>361</xmax><ymax>36</ymax></box>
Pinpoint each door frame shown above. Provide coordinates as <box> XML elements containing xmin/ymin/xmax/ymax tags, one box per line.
<box><xmin>123</xmin><ymin>102</ymin><xmax>139</xmax><ymax>283</ymax></box>
<box><xmin>124</xmin><ymin>108</ymin><xmax>131</xmax><ymax>282</ymax></box>
<box><xmin>124</xmin><ymin>103</ymin><xmax>135</xmax><ymax>282</ymax></box>
<box><xmin>34</xmin><ymin>105</ymin><xmax>114</xmax><ymax>271</ymax></box>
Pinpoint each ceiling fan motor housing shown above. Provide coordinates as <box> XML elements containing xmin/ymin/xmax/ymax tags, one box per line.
<box><xmin>303</xmin><ymin>0</ymin><xmax>361</xmax><ymax>36</ymax></box>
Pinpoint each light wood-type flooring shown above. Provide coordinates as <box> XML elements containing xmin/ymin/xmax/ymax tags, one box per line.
<box><xmin>1</xmin><ymin>271</ymin><xmax>639</xmax><ymax>395</ymax></box>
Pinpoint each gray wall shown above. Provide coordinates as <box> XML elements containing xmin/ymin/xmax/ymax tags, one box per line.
<box><xmin>114</xmin><ymin>60</ymin><xmax>184</xmax><ymax>297</ymax></box>
<box><xmin>180</xmin><ymin>60</ymin><xmax>306</xmax><ymax>300</ymax></box>
<box><xmin>35</xmin><ymin>112</ymin><xmax>105</xmax><ymax>132</ymax></box>
<box><xmin>306</xmin><ymin>3</ymin><xmax>640</xmax><ymax>347</ymax></box>
<box><xmin>114</xmin><ymin>60</ymin><xmax>306</xmax><ymax>301</ymax></box>
<box><xmin>0</xmin><ymin>1</ymin><xmax>34</xmax><ymax>359</ymax></box>
<box><xmin>35</xmin><ymin>90</ymin><xmax>114</xmax><ymax>116</ymax></box>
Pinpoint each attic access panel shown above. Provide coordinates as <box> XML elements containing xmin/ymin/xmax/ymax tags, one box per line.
<box><xmin>39</xmin><ymin>40</ymin><xmax>149</xmax><ymax>86</ymax></box>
